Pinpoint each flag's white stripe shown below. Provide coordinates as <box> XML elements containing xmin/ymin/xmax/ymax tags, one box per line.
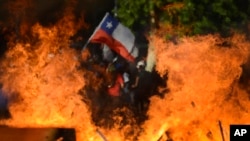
<box><xmin>131</xmin><ymin>45</ymin><xmax>138</xmax><ymax>58</ymax></box>
<box><xmin>112</xmin><ymin>23</ymin><xmax>135</xmax><ymax>53</ymax></box>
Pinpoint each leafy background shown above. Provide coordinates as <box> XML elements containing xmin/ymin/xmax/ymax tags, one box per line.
<box><xmin>115</xmin><ymin>0</ymin><xmax>250</xmax><ymax>37</ymax></box>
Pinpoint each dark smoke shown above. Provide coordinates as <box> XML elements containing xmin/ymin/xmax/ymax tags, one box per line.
<box><xmin>239</xmin><ymin>58</ymin><xmax>250</xmax><ymax>93</ymax></box>
<box><xmin>0</xmin><ymin>0</ymin><xmax>114</xmax><ymax>53</ymax></box>
<box><xmin>0</xmin><ymin>0</ymin><xmax>68</xmax><ymax>27</ymax></box>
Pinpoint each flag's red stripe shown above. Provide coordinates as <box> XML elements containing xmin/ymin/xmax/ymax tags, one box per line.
<box><xmin>90</xmin><ymin>29</ymin><xmax>135</xmax><ymax>62</ymax></box>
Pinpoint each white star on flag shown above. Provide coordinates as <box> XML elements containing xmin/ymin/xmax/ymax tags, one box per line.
<box><xmin>87</xmin><ymin>12</ymin><xmax>138</xmax><ymax>62</ymax></box>
<box><xmin>106</xmin><ymin>21</ymin><xmax>113</xmax><ymax>29</ymax></box>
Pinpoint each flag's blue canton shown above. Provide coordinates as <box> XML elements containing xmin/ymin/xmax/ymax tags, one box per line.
<box><xmin>100</xmin><ymin>14</ymin><xmax>119</xmax><ymax>35</ymax></box>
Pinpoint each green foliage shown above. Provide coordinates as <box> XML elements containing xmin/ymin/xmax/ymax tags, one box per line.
<box><xmin>114</xmin><ymin>0</ymin><xmax>152</xmax><ymax>30</ymax></box>
<box><xmin>115</xmin><ymin>0</ymin><xmax>250</xmax><ymax>36</ymax></box>
<box><xmin>172</xmin><ymin>0</ymin><xmax>249</xmax><ymax>35</ymax></box>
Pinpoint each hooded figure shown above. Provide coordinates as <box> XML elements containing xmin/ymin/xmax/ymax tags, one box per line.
<box><xmin>131</xmin><ymin>61</ymin><xmax>152</xmax><ymax>113</ymax></box>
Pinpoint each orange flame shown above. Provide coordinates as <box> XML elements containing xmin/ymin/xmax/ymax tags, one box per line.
<box><xmin>139</xmin><ymin>34</ymin><xmax>250</xmax><ymax>141</ymax></box>
<box><xmin>0</xmin><ymin>1</ymin><xmax>100</xmax><ymax>140</ymax></box>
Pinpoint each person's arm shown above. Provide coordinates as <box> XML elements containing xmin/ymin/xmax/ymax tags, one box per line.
<box><xmin>131</xmin><ymin>76</ymin><xmax>139</xmax><ymax>88</ymax></box>
<box><xmin>120</xmin><ymin>82</ymin><xmax>124</xmax><ymax>88</ymax></box>
<box><xmin>118</xmin><ymin>74</ymin><xmax>124</xmax><ymax>88</ymax></box>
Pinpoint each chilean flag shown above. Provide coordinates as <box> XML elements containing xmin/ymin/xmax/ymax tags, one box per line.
<box><xmin>89</xmin><ymin>12</ymin><xmax>137</xmax><ymax>62</ymax></box>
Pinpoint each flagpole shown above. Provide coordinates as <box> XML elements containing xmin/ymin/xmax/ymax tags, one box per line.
<box><xmin>114</xmin><ymin>0</ymin><xmax>118</xmax><ymax>17</ymax></box>
<box><xmin>81</xmin><ymin>39</ymin><xmax>90</xmax><ymax>52</ymax></box>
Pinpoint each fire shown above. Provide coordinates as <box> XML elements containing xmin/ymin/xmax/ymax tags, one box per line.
<box><xmin>139</xmin><ymin>34</ymin><xmax>250</xmax><ymax>141</ymax></box>
<box><xmin>0</xmin><ymin>0</ymin><xmax>100</xmax><ymax>140</ymax></box>
<box><xmin>0</xmin><ymin>0</ymin><xmax>250</xmax><ymax>141</ymax></box>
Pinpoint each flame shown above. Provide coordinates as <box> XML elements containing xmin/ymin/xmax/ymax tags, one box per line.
<box><xmin>139</xmin><ymin>34</ymin><xmax>250</xmax><ymax>141</ymax></box>
<box><xmin>0</xmin><ymin>0</ymin><xmax>100</xmax><ymax>140</ymax></box>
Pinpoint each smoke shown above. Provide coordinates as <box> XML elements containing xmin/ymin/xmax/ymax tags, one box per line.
<box><xmin>145</xmin><ymin>42</ymin><xmax>156</xmax><ymax>72</ymax></box>
<box><xmin>0</xmin><ymin>0</ymin><xmax>70</xmax><ymax>26</ymax></box>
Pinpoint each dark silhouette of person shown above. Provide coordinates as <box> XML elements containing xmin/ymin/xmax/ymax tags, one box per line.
<box><xmin>131</xmin><ymin>63</ymin><xmax>152</xmax><ymax>113</ymax></box>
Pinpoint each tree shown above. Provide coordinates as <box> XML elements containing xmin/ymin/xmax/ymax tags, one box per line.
<box><xmin>115</xmin><ymin>0</ymin><xmax>250</xmax><ymax>36</ymax></box>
